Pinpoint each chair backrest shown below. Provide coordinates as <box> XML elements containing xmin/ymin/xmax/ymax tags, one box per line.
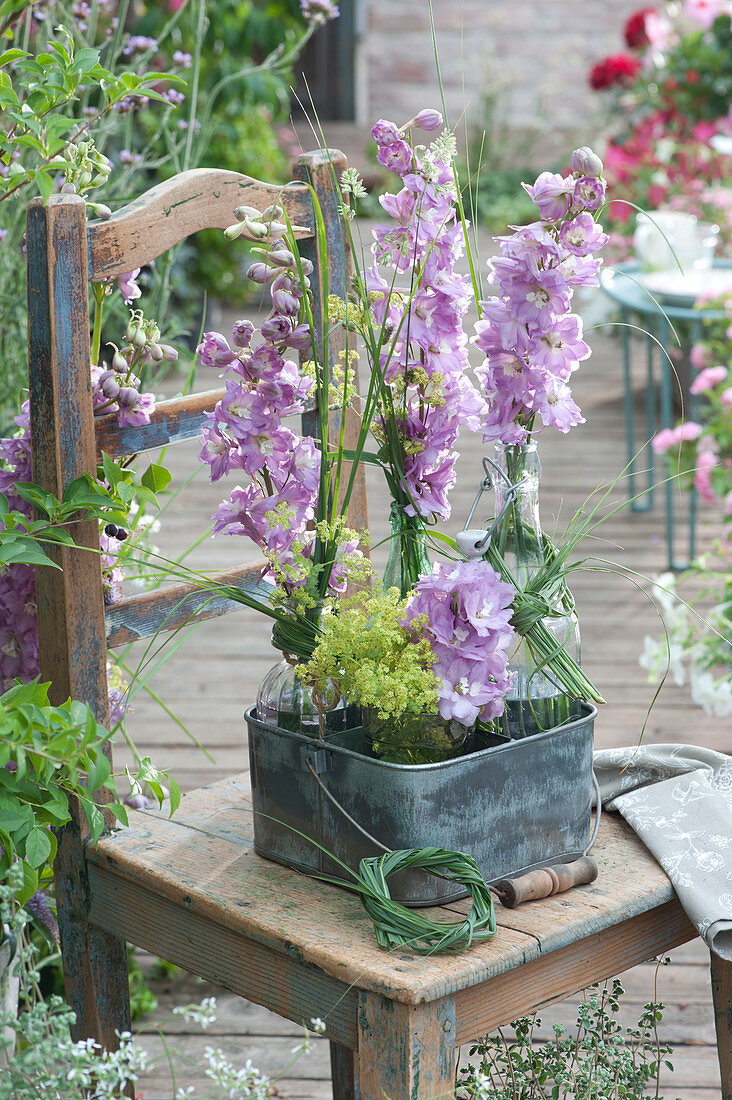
<box><xmin>26</xmin><ymin>150</ymin><xmax>367</xmax><ymax>728</ymax></box>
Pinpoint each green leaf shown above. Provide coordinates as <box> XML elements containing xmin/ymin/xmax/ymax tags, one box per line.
<box><xmin>24</xmin><ymin>826</ymin><xmax>52</xmax><ymax>869</ymax></box>
<box><xmin>71</xmin><ymin>47</ymin><xmax>101</xmax><ymax>72</ymax></box>
<box><xmin>141</xmin><ymin>462</ymin><xmax>172</xmax><ymax>494</ymax></box>
<box><xmin>86</xmin><ymin>751</ymin><xmax>111</xmax><ymax>793</ymax></box>
<box><xmin>106</xmin><ymin>802</ymin><xmax>129</xmax><ymax>827</ymax></box>
<box><xmin>15</xmin><ymin>859</ymin><xmax>38</xmax><ymax>906</ymax></box>
<box><xmin>0</xmin><ymin>797</ymin><xmax>34</xmax><ymax>832</ymax></box>
<box><xmin>82</xmin><ymin>799</ymin><xmax>105</xmax><ymax>841</ymax></box>
<box><xmin>101</xmin><ymin>451</ymin><xmax>124</xmax><ymax>490</ymax></box>
<box><xmin>0</xmin><ymin>492</ymin><xmax>8</xmax><ymax>515</ymax></box>
<box><xmin>167</xmin><ymin>777</ymin><xmax>181</xmax><ymax>817</ymax></box>
<box><xmin>0</xmin><ymin>826</ymin><xmax>14</xmax><ymax>872</ymax></box>
<box><xmin>0</xmin><ymin>49</ymin><xmax>29</xmax><ymax>67</ymax></box>
<box><xmin>34</xmin><ymin>168</ymin><xmax>56</xmax><ymax>204</ymax></box>
<box><xmin>62</xmin><ymin>476</ymin><xmax>112</xmax><ymax>509</ymax></box>
<box><xmin>0</xmin><ymin>538</ymin><xmax>61</xmax><ymax>569</ymax></box>
<box><xmin>13</xmin><ymin>482</ymin><xmax>57</xmax><ymax>515</ymax></box>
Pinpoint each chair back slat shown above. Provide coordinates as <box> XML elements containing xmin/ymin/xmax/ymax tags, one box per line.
<box><xmin>95</xmin><ymin>388</ymin><xmax>225</xmax><ymax>460</ymax></box>
<box><xmin>87</xmin><ymin>168</ymin><xmax>314</xmax><ymax>280</ymax></box>
<box><xmin>27</xmin><ymin>194</ymin><xmax>110</xmax><ymax>720</ymax></box>
<box><xmin>105</xmin><ymin>563</ymin><xmax>269</xmax><ymax>648</ymax></box>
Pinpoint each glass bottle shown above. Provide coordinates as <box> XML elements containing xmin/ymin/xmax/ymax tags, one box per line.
<box><xmin>256</xmin><ymin>605</ymin><xmax>358</xmax><ymax>738</ymax></box>
<box><xmin>256</xmin><ymin>655</ymin><xmax>353</xmax><ymax>738</ymax></box>
<box><xmin>382</xmin><ymin>500</ymin><xmax>431</xmax><ymax>598</ymax></box>
<box><xmin>489</xmin><ymin>440</ymin><xmax>582</xmax><ymax>739</ymax></box>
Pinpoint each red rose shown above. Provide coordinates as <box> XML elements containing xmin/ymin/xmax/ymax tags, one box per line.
<box><xmin>589</xmin><ymin>53</ymin><xmax>642</xmax><ymax>91</ymax></box>
<box><xmin>624</xmin><ymin>7</ymin><xmax>656</xmax><ymax>49</ymax></box>
<box><xmin>686</xmin><ymin>69</ymin><xmax>700</xmax><ymax>83</ymax></box>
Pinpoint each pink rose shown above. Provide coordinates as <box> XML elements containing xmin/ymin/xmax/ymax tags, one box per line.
<box><xmin>652</xmin><ymin>422</ymin><xmax>703</xmax><ymax>454</ymax></box>
<box><xmin>690</xmin><ymin>366</ymin><xmax>727</xmax><ymax>394</ymax></box>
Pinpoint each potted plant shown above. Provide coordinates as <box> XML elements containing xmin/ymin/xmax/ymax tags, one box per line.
<box><xmin>190</xmin><ymin>117</ymin><xmax>611</xmax><ymax>902</ymax></box>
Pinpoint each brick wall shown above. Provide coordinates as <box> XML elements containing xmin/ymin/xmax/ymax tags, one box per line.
<box><xmin>363</xmin><ymin>0</ymin><xmax>641</xmax><ymax>163</ymax></box>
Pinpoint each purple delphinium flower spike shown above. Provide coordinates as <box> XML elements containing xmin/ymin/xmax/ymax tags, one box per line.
<box><xmin>26</xmin><ymin>889</ymin><xmax>60</xmax><ymax>944</ymax></box>
<box><xmin>473</xmin><ymin>147</ymin><xmax>608</xmax><ymax>442</ymax></box>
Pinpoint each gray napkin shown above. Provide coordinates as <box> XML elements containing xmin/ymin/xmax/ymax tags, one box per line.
<box><xmin>593</xmin><ymin>744</ymin><xmax>732</xmax><ymax>960</ymax></box>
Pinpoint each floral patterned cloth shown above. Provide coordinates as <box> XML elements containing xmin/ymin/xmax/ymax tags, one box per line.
<box><xmin>594</xmin><ymin>745</ymin><xmax>732</xmax><ymax>960</ymax></box>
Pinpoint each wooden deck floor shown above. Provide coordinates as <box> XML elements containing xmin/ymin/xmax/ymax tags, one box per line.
<box><xmin>117</xmin><ymin>256</ymin><xmax>727</xmax><ymax>1096</ymax></box>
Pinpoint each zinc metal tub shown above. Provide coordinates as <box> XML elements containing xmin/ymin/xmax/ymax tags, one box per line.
<box><xmin>246</xmin><ymin>703</ymin><xmax>596</xmax><ymax>906</ymax></box>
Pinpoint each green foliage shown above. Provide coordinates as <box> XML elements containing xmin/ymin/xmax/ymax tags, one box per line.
<box><xmin>0</xmin><ymin>458</ymin><xmax>167</xmax><ymax>571</ymax></box>
<box><xmin>0</xmin><ymin>0</ymin><xmax>321</xmax><ymax>425</ymax></box>
<box><xmin>301</xmin><ymin>585</ymin><xmax>439</xmax><ymax>720</ymax></box>
<box><xmin>646</xmin><ymin>14</ymin><xmax>732</xmax><ymax>123</ymax></box>
<box><xmin>133</xmin><ymin>0</ymin><xmax>314</xmax><ymax>298</ymax></box>
<box><xmin>0</xmin><ymin>679</ymin><xmax>178</xmax><ymax>904</ymax></box>
<box><xmin>458</xmin><ymin>975</ymin><xmax>679</xmax><ymax>1099</ymax></box>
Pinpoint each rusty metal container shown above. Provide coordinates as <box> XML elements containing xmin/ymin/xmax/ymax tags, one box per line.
<box><xmin>245</xmin><ymin>703</ymin><xmax>596</xmax><ymax>906</ymax></box>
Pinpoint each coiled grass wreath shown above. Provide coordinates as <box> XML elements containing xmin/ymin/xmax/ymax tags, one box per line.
<box><xmin>357</xmin><ymin>847</ymin><xmax>496</xmax><ymax>954</ymax></box>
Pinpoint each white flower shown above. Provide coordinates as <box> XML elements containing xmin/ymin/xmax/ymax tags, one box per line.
<box><xmin>173</xmin><ymin>997</ymin><xmax>218</xmax><ymax>1029</ymax></box>
<box><xmin>690</xmin><ymin>666</ymin><xmax>732</xmax><ymax>717</ymax></box>
<box><xmin>639</xmin><ymin>633</ymin><xmax>686</xmax><ymax>686</ymax></box>
<box><xmin>310</xmin><ymin>1016</ymin><xmax>327</xmax><ymax>1034</ymax></box>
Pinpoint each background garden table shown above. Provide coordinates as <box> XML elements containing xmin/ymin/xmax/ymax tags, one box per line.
<box><xmin>86</xmin><ymin>772</ymin><xmax>731</xmax><ymax>1100</ymax></box>
<box><xmin>599</xmin><ymin>261</ymin><xmax>732</xmax><ymax>570</ymax></box>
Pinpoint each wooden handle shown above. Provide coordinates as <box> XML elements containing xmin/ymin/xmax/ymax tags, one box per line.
<box><xmin>494</xmin><ymin>856</ymin><xmax>598</xmax><ymax>908</ymax></box>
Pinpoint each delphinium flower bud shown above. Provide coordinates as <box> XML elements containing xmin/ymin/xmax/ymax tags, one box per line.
<box><xmin>272</xmin><ymin>275</ymin><xmax>300</xmax><ymax>315</ymax></box>
<box><xmin>111</xmin><ymin>346</ymin><xmax>129</xmax><ymax>373</ymax></box>
<box><xmin>403</xmin><ymin>108</ymin><xmax>443</xmax><ymax>132</ymax></box>
<box><xmin>261</xmin><ymin>315</ymin><xmax>296</xmax><ymax>343</ymax></box>
<box><xmin>571</xmin><ymin>146</ymin><xmax>604</xmax><ymax>178</ymax></box>
<box><xmin>284</xmin><ymin>325</ymin><xmax>313</xmax><ymax>351</ymax></box>
<box><xmin>247</xmin><ymin>262</ymin><xmax>278</xmax><ymax>284</ymax></box>
<box><xmin>99</xmin><ymin>370</ymin><xmax>121</xmax><ymax>400</ymax></box>
<box><xmin>235</xmin><ymin>205</ymin><xmax>264</xmax><ymax>220</ymax></box>
<box><xmin>263</xmin><ymin>247</ymin><xmax>297</xmax><ymax>269</ymax></box>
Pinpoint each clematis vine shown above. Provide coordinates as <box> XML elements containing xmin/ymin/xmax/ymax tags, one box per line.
<box><xmin>472</xmin><ymin>147</ymin><xmax>609</xmax><ymax>444</ymax></box>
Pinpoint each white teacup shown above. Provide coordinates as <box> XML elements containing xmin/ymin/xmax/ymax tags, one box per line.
<box><xmin>634</xmin><ymin>211</ymin><xmax>719</xmax><ymax>273</ymax></box>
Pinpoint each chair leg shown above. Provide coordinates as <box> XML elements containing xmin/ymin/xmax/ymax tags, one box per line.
<box><xmin>711</xmin><ymin>951</ymin><xmax>732</xmax><ymax>1100</ymax></box>
<box><xmin>330</xmin><ymin>1040</ymin><xmax>360</xmax><ymax>1100</ymax></box>
<box><xmin>355</xmin><ymin>991</ymin><xmax>456</xmax><ymax>1100</ymax></box>
<box><xmin>54</xmin><ymin>816</ymin><xmax>132</xmax><ymax>1051</ymax></box>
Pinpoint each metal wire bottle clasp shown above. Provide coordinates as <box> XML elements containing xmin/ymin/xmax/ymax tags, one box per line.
<box><xmin>456</xmin><ymin>456</ymin><xmax>528</xmax><ymax>560</ymax></box>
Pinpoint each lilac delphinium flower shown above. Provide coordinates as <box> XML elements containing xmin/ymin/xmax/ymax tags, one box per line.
<box><xmin>473</xmin><ymin>147</ymin><xmax>609</xmax><ymax>443</ymax></box>
<box><xmin>198</xmin><ymin>213</ymin><xmax>347</xmax><ymax>598</ymax></box>
<box><xmin>364</xmin><ymin>120</ymin><xmax>488</xmax><ymax>521</ymax></box>
<box><xmin>402</xmin><ymin>561</ymin><xmax>516</xmax><ymax>726</ymax></box>
<box><xmin>116</xmin><ymin>269</ymin><xmax>141</xmax><ymax>304</ymax></box>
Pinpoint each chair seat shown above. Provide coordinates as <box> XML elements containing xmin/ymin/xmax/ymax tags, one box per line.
<box><xmin>86</xmin><ymin>773</ymin><xmax>696</xmax><ymax>1047</ymax></box>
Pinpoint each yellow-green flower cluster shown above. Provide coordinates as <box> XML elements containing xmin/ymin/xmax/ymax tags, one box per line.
<box><xmin>300</xmin><ymin>586</ymin><xmax>438</xmax><ymax>719</ymax></box>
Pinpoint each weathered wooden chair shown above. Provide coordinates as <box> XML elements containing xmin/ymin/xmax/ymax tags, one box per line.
<box><xmin>27</xmin><ymin>156</ymin><xmax>732</xmax><ymax>1100</ymax></box>
<box><xmin>26</xmin><ymin>148</ymin><xmax>366</xmax><ymax>1050</ymax></box>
